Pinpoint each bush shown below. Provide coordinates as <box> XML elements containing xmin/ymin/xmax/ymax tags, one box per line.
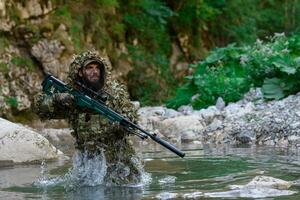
<box><xmin>166</xmin><ymin>34</ymin><xmax>300</xmax><ymax>109</ymax></box>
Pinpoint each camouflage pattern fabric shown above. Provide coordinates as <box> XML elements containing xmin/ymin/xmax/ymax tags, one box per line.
<box><xmin>34</xmin><ymin>51</ymin><xmax>142</xmax><ymax>185</ymax></box>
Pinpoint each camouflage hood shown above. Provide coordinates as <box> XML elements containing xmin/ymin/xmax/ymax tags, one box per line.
<box><xmin>68</xmin><ymin>51</ymin><xmax>108</xmax><ymax>90</ymax></box>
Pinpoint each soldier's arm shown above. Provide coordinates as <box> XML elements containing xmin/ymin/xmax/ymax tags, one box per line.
<box><xmin>109</xmin><ymin>80</ymin><xmax>138</xmax><ymax>123</ymax></box>
<box><xmin>34</xmin><ymin>92</ymin><xmax>74</xmax><ymax>120</ymax></box>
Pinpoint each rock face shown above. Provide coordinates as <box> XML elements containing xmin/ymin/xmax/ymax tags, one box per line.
<box><xmin>138</xmin><ymin>88</ymin><xmax>300</xmax><ymax>147</ymax></box>
<box><xmin>0</xmin><ymin>118</ymin><xmax>62</xmax><ymax>163</ymax></box>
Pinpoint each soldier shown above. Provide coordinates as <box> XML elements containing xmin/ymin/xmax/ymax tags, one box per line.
<box><xmin>35</xmin><ymin>51</ymin><xmax>143</xmax><ymax>185</ymax></box>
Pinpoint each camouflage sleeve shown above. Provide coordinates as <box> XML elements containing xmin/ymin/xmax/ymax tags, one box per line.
<box><xmin>112</xmin><ymin>81</ymin><xmax>138</xmax><ymax>123</ymax></box>
<box><xmin>34</xmin><ymin>92</ymin><xmax>70</xmax><ymax>120</ymax></box>
<box><xmin>109</xmin><ymin>80</ymin><xmax>138</xmax><ymax>123</ymax></box>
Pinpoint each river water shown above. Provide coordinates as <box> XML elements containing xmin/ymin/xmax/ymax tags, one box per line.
<box><xmin>0</xmin><ymin>144</ymin><xmax>300</xmax><ymax>199</ymax></box>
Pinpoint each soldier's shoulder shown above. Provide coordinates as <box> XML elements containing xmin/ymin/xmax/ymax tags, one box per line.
<box><xmin>107</xmin><ymin>79</ymin><xmax>127</xmax><ymax>95</ymax></box>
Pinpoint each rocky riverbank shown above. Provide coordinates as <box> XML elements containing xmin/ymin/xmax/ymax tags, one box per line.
<box><xmin>138</xmin><ymin>88</ymin><xmax>300</xmax><ymax>148</ymax></box>
<box><xmin>1</xmin><ymin>88</ymin><xmax>300</xmax><ymax>164</ymax></box>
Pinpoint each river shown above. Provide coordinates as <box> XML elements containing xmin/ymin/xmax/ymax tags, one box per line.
<box><xmin>0</xmin><ymin>144</ymin><xmax>300</xmax><ymax>199</ymax></box>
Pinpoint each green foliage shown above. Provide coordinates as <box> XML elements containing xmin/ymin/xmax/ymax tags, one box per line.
<box><xmin>7</xmin><ymin>0</ymin><xmax>300</xmax><ymax>108</ymax></box>
<box><xmin>0</xmin><ymin>36</ymin><xmax>9</xmax><ymax>52</ymax></box>
<box><xmin>124</xmin><ymin>0</ymin><xmax>174</xmax><ymax>53</ymax></box>
<box><xmin>0</xmin><ymin>62</ymin><xmax>8</xmax><ymax>73</ymax></box>
<box><xmin>124</xmin><ymin>0</ymin><xmax>176</xmax><ymax>105</ymax></box>
<box><xmin>52</xmin><ymin>5</ymin><xmax>84</xmax><ymax>52</ymax></box>
<box><xmin>127</xmin><ymin>44</ymin><xmax>176</xmax><ymax>105</ymax></box>
<box><xmin>5</xmin><ymin>97</ymin><xmax>18</xmax><ymax>108</ymax></box>
<box><xmin>261</xmin><ymin>78</ymin><xmax>287</xmax><ymax>100</ymax></box>
<box><xmin>96</xmin><ymin>0</ymin><xmax>119</xmax><ymax>7</ymax></box>
<box><xmin>167</xmin><ymin>34</ymin><xmax>300</xmax><ymax>109</ymax></box>
<box><xmin>196</xmin><ymin>0</ymin><xmax>300</xmax><ymax>47</ymax></box>
<box><xmin>11</xmin><ymin>56</ymin><xmax>34</xmax><ymax>71</ymax></box>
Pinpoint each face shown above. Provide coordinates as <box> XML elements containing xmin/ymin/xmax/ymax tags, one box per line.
<box><xmin>79</xmin><ymin>63</ymin><xmax>100</xmax><ymax>83</ymax></box>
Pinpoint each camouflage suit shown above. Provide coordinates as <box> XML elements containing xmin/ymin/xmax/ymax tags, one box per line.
<box><xmin>35</xmin><ymin>51</ymin><xmax>142</xmax><ymax>185</ymax></box>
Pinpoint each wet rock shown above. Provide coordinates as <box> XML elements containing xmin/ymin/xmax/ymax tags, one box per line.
<box><xmin>245</xmin><ymin>176</ymin><xmax>292</xmax><ymax>189</ymax></box>
<box><xmin>205</xmin><ymin>187</ymin><xmax>296</xmax><ymax>198</ymax></box>
<box><xmin>205</xmin><ymin>176</ymin><xmax>296</xmax><ymax>198</ymax></box>
<box><xmin>0</xmin><ymin>118</ymin><xmax>62</xmax><ymax>163</ymax></box>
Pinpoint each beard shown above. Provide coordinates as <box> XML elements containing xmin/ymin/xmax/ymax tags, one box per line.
<box><xmin>82</xmin><ymin>75</ymin><xmax>102</xmax><ymax>91</ymax></box>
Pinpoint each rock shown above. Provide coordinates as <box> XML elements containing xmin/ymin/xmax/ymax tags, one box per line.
<box><xmin>198</xmin><ymin>106</ymin><xmax>220</xmax><ymax>124</ymax></box>
<box><xmin>205</xmin><ymin>176</ymin><xmax>296</xmax><ymax>198</ymax></box>
<box><xmin>245</xmin><ymin>176</ymin><xmax>292</xmax><ymax>189</ymax></box>
<box><xmin>243</xmin><ymin>88</ymin><xmax>264</xmax><ymax>103</ymax></box>
<box><xmin>236</xmin><ymin>133</ymin><xmax>254</xmax><ymax>144</ymax></box>
<box><xmin>137</xmin><ymin>89</ymin><xmax>300</xmax><ymax>146</ymax></box>
<box><xmin>0</xmin><ymin>118</ymin><xmax>62</xmax><ymax>163</ymax></box>
<box><xmin>216</xmin><ymin>97</ymin><xmax>226</xmax><ymax>111</ymax></box>
<box><xmin>138</xmin><ymin>106</ymin><xmax>166</xmax><ymax>118</ymax></box>
<box><xmin>31</xmin><ymin>39</ymin><xmax>67</xmax><ymax>79</ymax></box>
<box><xmin>164</xmin><ymin>108</ymin><xmax>182</xmax><ymax>118</ymax></box>
<box><xmin>224</xmin><ymin>102</ymin><xmax>254</xmax><ymax>118</ymax></box>
<box><xmin>178</xmin><ymin>105</ymin><xmax>193</xmax><ymax>115</ymax></box>
<box><xmin>39</xmin><ymin>128</ymin><xmax>75</xmax><ymax>156</ymax></box>
<box><xmin>138</xmin><ymin>116</ymin><xmax>162</xmax><ymax>131</ymax></box>
<box><xmin>160</xmin><ymin>116</ymin><xmax>205</xmax><ymax>142</ymax></box>
<box><xmin>206</xmin><ymin>118</ymin><xmax>222</xmax><ymax>132</ymax></box>
<box><xmin>131</xmin><ymin>101</ymin><xmax>140</xmax><ymax>110</ymax></box>
<box><xmin>288</xmin><ymin>135</ymin><xmax>300</xmax><ymax>144</ymax></box>
<box><xmin>0</xmin><ymin>160</ymin><xmax>14</xmax><ymax>167</ymax></box>
<box><xmin>16</xmin><ymin>0</ymin><xmax>53</xmax><ymax>19</ymax></box>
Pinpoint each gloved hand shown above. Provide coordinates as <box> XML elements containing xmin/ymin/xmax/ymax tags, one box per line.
<box><xmin>54</xmin><ymin>93</ymin><xmax>75</xmax><ymax>108</ymax></box>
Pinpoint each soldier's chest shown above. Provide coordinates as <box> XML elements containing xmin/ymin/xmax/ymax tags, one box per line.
<box><xmin>76</xmin><ymin>113</ymin><xmax>110</xmax><ymax>132</ymax></box>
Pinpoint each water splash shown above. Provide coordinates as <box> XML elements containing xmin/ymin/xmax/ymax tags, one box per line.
<box><xmin>158</xmin><ymin>175</ymin><xmax>176</xmax><ymax>185</ymax></box>
<box><xmin>156</xmin><ymin>192</ymin><xmax>178</xmax><ymax>200</ymax></box>
<box><xmin>34</xmin><ymin>150</ymin><xmax>151</xmax><ymax>190</ymax></box>
<box><xmin>63</xmin><ymin>150</ymin><xmax>108</xmax><ymax>189</ymax></box>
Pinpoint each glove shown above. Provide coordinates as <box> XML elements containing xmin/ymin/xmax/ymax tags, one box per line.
<box><xmin>54</xmin><ymin>93</ymin><xmax>75</xmax><ymax>108</ymax></box>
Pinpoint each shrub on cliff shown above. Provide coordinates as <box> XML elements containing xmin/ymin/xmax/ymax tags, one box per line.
<box><xmin>166</xmin><ymin>34</ymin><xmax>300</xmax><ymax>109</ymax></box>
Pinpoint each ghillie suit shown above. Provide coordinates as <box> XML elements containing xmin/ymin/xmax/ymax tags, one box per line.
<box><xmin>35</xmin><ymin>51</ymin><xmax>142</xmax><ymax>185</ymax></box>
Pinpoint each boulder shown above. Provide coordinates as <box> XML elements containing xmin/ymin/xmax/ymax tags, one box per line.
<box><xmin>245</xmin><ymin>176</ymin><xmax>292</xmax><ymax>189</ymax></box>
<box><xmin>0</xmin><ymin>118</ymin><xmax>62</xmax><ymax>163</ymax></box>
<box><xmin>160</xmin><ymin>115</ymin><xmax>205</xmax><ymax>142</ymax></box>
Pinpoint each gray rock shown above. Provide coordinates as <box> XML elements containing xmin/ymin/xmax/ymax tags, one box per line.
<box><xmin>138</xmin><ymin>106</ymin><xmax>166</xmax><ymax>118</ymax></box>
<box><xmin>178</xmin><ymin>105</ymin><xmax>194</xmax><ymax>115</ymax></box>
<box><xmin>160</xmin><ymin>116</ymin><xmax>205</xmax><ymax>142</ymax></box>
<box><xmin>0</xmin><ymin>118</ymin><xmax>62</xmax><ymax>163</ymax></box>
<box><xmin>199</xmin><ymin>106</ymin><xmax>220</xmax><ymax>124</ymax></box>
<box><xmin>164</xmin><ymin>108</ymin><xmax>182</xmax><ymax>118</ymax></box>
<box><xmin>216</xmin><ymin>97</ymin><xmax>226</xmax><ymax>111</ymax></box>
